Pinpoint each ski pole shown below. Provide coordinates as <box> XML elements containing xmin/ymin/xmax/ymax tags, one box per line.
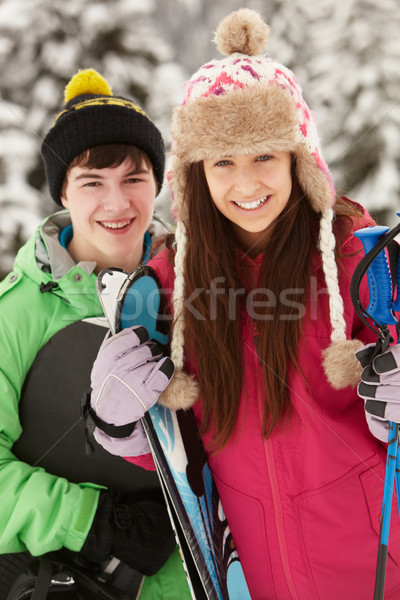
<box><xmin>396</xmin><ymin>441</ymin><xmax>400</xmax><ymax>523</ymax></box>
<box><xmin>373</xmin><ymin>422</ymin><xmax>399</xmax><ymax>600</ymax></box>
<box><xmin>352</xmin><ymin>219</ymin><xmax>400</xmax><ymax>600</ymax></box>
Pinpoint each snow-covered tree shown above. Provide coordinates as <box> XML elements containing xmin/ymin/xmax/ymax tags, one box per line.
<box><xmin>265</xmin><ymin>0</ymin><xmax>400</xmax><ymax>225</ymax></box>
<box><xmin>0</xmin><ymin>0</ymin><xmax>399</xmax><ymax>277</ymax></box>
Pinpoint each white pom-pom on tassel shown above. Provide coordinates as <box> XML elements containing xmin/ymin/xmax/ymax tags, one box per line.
<box><xmin>322</xmin><ymin>339</ymin><xmax>365</xmax><ymax>389</ymax></box>
<box><xmin>318</xmin><ymin>209</ymin><xmax>364</xmax><ymax>389</ymax></box>
<box><xmin>159</xmin><ymin>370</ymin><xmax>200</xmax><ymax>410</ymax></box>
<box><xmin>214</xmin><ymin>8</ymin><xmax>270</xmax><ymax>57</ymax></box>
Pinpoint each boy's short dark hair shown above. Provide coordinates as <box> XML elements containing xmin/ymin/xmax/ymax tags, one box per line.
<box><xmin>60</xmin><ymin>143</ymin><xmax>155</xmax><ymax>198</ymax></box>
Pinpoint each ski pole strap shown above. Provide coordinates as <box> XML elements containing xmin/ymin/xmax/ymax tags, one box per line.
<box><xmin>81</xmin><ymin>391</ymin><xmax>136</xmax><ymax>439</ymax></box>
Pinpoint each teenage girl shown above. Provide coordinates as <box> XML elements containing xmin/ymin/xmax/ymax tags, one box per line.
<box><xmin>89</xmin><ymin>10</ymin><xmax>400</xmax><ymax>599</ymax></box>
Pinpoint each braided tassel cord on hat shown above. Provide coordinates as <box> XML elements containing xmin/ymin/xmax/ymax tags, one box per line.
<box><xmin>159</xmin><ymin>221</ymin><xmax>200</xmax><ymax>410</ymax></box>
<box><xmin>169</xmin><ymin>220</ymin><xmax>187</xmax><ymax>371</ymax></box>
<box><xmin>320</xmin><ymin>209</ymin><xmax>364</xmax><ymax>388</ymax></box>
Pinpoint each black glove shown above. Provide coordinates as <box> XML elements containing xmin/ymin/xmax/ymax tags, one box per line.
<box><xmin>80</xmin><ymin>491</ymin><xmax>176</xmax><ymax>575</ymax></box>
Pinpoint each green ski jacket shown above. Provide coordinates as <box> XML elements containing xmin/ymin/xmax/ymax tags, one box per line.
<box><xmin>0</xmin><ymin>211</ymin><xmax>190</xmax><ymax>599</ymax></box>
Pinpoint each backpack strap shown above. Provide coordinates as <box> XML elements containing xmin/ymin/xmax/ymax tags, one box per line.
<box><xmin>31</xmin><ymin>556</ymin><xmax>52</xmax><ymax>600</ymax></box>
<box><xmin>0</xmin><ymin>552</ymin><xmax>134</xmax><ymax>600</ymax></box>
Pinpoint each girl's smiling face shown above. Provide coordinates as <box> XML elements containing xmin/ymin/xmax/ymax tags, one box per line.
<box><xmin>60</xmin><ymin>157</ymin><xmax>156</xmax><ymax>273</ymax></box>
<box><xmin>203</xmin><ymin>151</ymin><xmax>292</xmax><ymax>256</ymax></box>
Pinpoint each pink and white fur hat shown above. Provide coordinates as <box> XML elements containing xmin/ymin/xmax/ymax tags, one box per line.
<box><xmin>160</xmin><ymin>8</ymin><xmax>363</xmax><ymax>410</ymax></box>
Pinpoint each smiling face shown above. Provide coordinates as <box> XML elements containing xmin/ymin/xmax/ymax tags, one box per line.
<box><xmin>60</xmin><ymin>156</ymin><xmax>156</xmax><ymax>273</ymax></box>
<box><xmin>203</xmin><ymin>151</ymin><xmax>292</xmax><ymax>256</ymax></box>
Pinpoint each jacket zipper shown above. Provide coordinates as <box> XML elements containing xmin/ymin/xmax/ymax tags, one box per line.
<box><xmin>253</xmin><ymin>329</ymin><xmax>299</xmax><ymax>600</ymax></box>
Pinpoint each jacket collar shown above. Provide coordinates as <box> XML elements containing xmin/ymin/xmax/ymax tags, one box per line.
<box><xmin>37</xmin><ymin>211</ymin><xmax>97</xmax><ymax>281</ymax></box>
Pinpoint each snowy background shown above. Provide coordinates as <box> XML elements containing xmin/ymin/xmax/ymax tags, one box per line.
<box><xmin>0</xmin><ymin>0</ymin><xmax>399</xmax><ymax>278</ymax></box>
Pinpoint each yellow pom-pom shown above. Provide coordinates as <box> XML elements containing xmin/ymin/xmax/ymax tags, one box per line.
<box><xmin>64</xmin><ymin>69</ymin><xmax>112</xmax><ymax>104</ymax></box>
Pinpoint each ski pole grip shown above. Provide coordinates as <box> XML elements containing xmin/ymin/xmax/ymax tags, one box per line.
<box><xmin>354</xmin><ymin>226</ymin><xmax>396</xmax><ymax>326</ymax></box>
<box><xmin>393</xmin><ymin>261</ymin><xmax>400</xmax><ymax>312</ymax></box>
<box><xmin>392</xmin><ymin>219</ymin><xmax>400</xmax><ymax>312</ymax></box>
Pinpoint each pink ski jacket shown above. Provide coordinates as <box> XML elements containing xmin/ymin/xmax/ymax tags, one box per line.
<box><xmin>127</xmin><ymin>205</ymin><xmax>400</xmax><ymax>599</ymax></box>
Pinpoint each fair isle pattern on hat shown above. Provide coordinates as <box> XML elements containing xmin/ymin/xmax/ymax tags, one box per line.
<box><xmin>182</xmin><ymin>55</ymin><xmax>323</xmax><ymax>160</ymax></box>
<box><xmin>161</xmin><ymin>9</ymin><xmax>361</xmax><ymax>411</ymax></box>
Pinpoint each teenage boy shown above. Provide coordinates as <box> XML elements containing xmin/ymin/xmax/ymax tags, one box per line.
<box><xmin>0</xmin><ymin>69</ymin><xmax>189</xmax><ymax>600</ymax></box>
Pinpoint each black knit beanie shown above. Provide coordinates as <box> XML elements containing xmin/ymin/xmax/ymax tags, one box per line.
<box><xmin>41</xmin><ymin>69</ymin><xmax>165</xmax><ymax>204</ymax></box>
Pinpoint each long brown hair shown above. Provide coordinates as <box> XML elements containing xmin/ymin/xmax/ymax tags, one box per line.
<box><xmin>178</xmin><ymin>160</ymin><xmax>363</xmax><ymax>450</ymax></box>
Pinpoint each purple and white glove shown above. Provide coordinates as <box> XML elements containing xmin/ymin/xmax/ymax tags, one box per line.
<box><xmin>356</xmin><ymin>342</ymin><xmax>400</xmax><ymax>442</ymax></box>
<box><xmin>89</xmin><ymin>326</ymin><xmax>174</xmax><ymax>456</ymax></box>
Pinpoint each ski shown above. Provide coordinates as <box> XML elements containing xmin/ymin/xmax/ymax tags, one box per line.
<box><xmin>97</xmin><ymin>266</ymin><xmax>251</xmax><ymax>600</ymax></box>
